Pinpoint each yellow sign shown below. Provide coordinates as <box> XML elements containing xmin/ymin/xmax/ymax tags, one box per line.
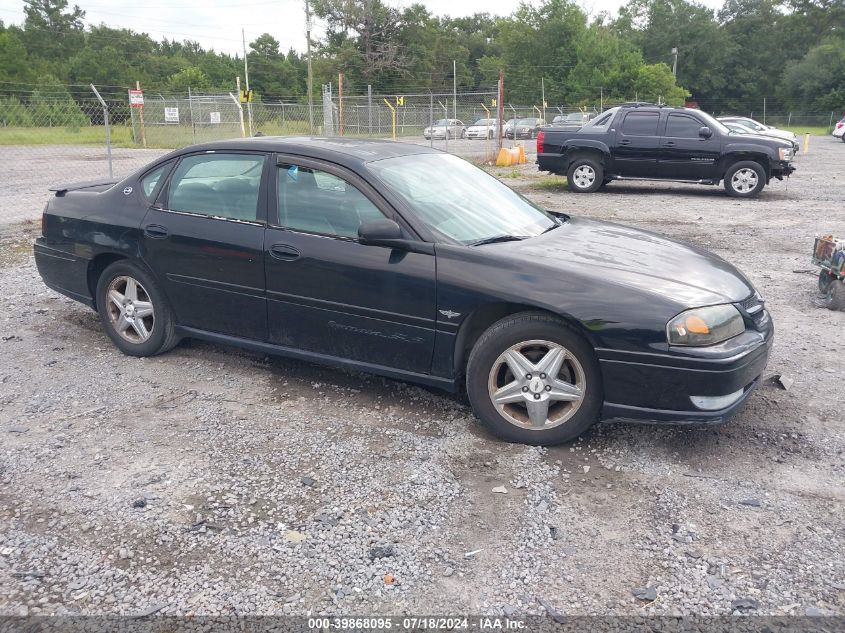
<box><xmin>491</xmin><ymin>98</ymin><xmax>497</xmax><ymax>107</ymax></box>
<box><xmin>396</xmin><ymin>96</ymin><xmax>404</xmax><ymax>106</ymax></box>
<box><xmin>239</xmin><ymin>89</ymin><xmax>253</xmax><ymax>103</ymax></box>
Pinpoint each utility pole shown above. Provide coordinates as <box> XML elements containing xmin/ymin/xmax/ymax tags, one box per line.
<box><xmin>671</xmin><ymin>47</ymin><xmax>678</xmax><ymax>77</ymax></box>
<box><xmin>305</xmin><ymin>0</ymin><xmax>314</xmax><ymax>134</ymax></box>
<box><xmin>453</xmin><ymin>59</ymin><xmax>457</xmax><ymax>119</ymax></box>
<box><xmin>541</xmin><ymin>77</ymin><xmax>546</xmax><ymax>122</ymax></box>
<box><xmin>242</xmin><ymin>28</ymin><xmax>253</xmax><ymax>135</ymax></box>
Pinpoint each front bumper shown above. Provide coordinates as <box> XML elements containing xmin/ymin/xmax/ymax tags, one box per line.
<box><xmin>598</xmin><ymin>315</ymin><xmax>773</xmax><ymax>425</ymax></box>
<box><xmin>772</xmin><ymin>161</ymin><xmax>796</xmax><ymax>179</ymax></box>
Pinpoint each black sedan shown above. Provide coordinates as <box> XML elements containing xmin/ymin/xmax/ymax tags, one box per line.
<box><xmin>34</xmin><ymin>137</ymin><xmax>772</xmax><ymax>445</ymax></box>
<box><xmin>506</xmin><ymin>117</ymin><xmax>546</xmax><ymax>139</ymax></box>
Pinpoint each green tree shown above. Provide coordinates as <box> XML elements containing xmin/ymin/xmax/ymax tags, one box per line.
<box><xmin>22</xmin><ymin>0</ymin><xmax>85</xmax><ymax>63</ymax></box>
<box><xmin>167</xmin><ymin>66</ymin><xmax>212</xmax><ymax>93</ymax></box>
<box><xmin>781</xmin><ymin>37</ymin><xmax>845</xmax><ymax>111</ymax></box>
<box><xmin>0</xmin><ymin>29</ymin><xmax>31</xmax><ymax>83</ymax></box>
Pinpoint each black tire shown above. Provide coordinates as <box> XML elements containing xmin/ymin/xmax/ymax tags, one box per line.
<box><xmin>824</xmin><ymin>280</ymin><xmax>845</xmax><ymax>311</ymax></box>
<box><xmin>461</xmin><ymin>129</ymin><xmax>466</xmax><ymax>139</ymax></box>
<box><xmin>566</xmin><ymin>157</ymin><xmax>604</xmax><ymax>193</ymax></box>
<box><xmin>466</xmin><ymin>312</ymin><xmax>602</xmax><ymax>445</ymax></box>
<box><xmin>95</xmin><ymin>260</ymin><xmax>178</xmax><ymax>357</ymax></box>
<box><xmin>488</xmin><ymin>130</ymin><xmax>493</xmax><ymax>140</ymax></box>
<box><xmin>724</xmin><ymin>161</ymin><xmax>766</xmax><ymax>198</ymax></box>
<box><xmin>841</xmin><ymin>134</ymin><xmax>845</xmax><ymax>144</ymax></box>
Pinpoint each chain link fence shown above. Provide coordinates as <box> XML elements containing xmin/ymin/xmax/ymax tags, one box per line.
<box><xmin>1</xmin><ymin>83</ymin><xmax>842</xmax><ymax>224</ymax></box>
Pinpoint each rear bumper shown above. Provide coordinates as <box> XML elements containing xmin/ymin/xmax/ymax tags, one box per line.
<box><xmin>33</xmin><ymin>240</ymin><xmax>95</xmax><ymax>308</ymax></box>
<box><xmin>598</xmin><ymin>323</ymin><xmax>773</xmax><ymax>425</ymax></box>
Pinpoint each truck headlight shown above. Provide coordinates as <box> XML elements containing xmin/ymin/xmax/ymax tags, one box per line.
<box><xmin>778</xmin><ymin>147</ymin><xmax>792</xmax><ymax>161</ymax></box>
<box><xmin>667</xmin><ymin>304</ymin><xmax>745</xmax><ymax>346</ymax></box>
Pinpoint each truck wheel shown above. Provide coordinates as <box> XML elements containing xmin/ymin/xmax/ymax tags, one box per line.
<box><xmin>724</xmin><ymin>161</ymin><xmax>766</xmax><ymax>198</ymax></box>
<box><xmin>567</xmin><ymin>158</ymin><xmax>604</xmax><ymax>193</ymax></box>
<box><xmin>824</xmin><ymin>280</ymin><xmax>845</xmax><ymax>311</ymax></box>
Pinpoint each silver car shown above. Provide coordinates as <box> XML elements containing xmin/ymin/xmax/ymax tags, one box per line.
<box><xmin>423</xmin><ymin>119</ymin><xmax>466</xmax><ymax>140</ymax></box>
<box><xmin>465</xmin><ymin>118</ymin><xmax>499</xmax><ymax>140</ymax></box>
<box><xmin>718</xmin><ymin>116</ymin><xmax>799</xmax><ymax>151</ymax></box>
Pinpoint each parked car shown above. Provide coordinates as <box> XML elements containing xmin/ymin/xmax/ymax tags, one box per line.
<box><xmin>717</xmin><ymin>117</ymin><xmax>799</xmax><ymax>151</ymax></box>
<box><xmin>503</xmin><ymin>118</ymin><xmax>517</xmax><ymax>137</ymax></box>
<box><xmin>423</xmin><ymin>119</ymin><xmax>465</xmax><ymax>140</ymax></box>
<box><xmin>721</xmin><ymin>121</ymin><xmax>758</xmax><ymax>136</ymax></box>
<box><xmin>466</xmin><ymin>118</ymin><xmax>499</xmax><ymax>140</ymax></box>
<box><xmin>538</xmin><ymin>104</ymin><xmax>795</xmax><ymax>197</ymax></box>
<box><xmin>833</xmin><ymin>116</ymin><xmax>845</xmax><ymax>142</ymax></box>
<box><xmin>551</xmin><ymin>112</ymin><xmax>596</xmax><ymax>130</ymax></box>
<box><xmin>506</xmin><ymin>117</ymin><xmax>546</xmax><ymax>139</ymax></box>
<box><xmin>33</xmin><ymin>137</ymin><xmax>772</xmax><ymax>445</ymax></box>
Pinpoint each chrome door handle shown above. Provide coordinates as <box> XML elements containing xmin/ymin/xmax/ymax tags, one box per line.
<box><xmin>270</xmin><ymin>243</ymin><xmax>301</xmax><ymax>261</ymax></box>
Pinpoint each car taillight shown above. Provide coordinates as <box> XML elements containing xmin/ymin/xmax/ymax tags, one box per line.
<box><xmin>536</xmin><ymin>130</ymin><xmax>545</xmax><ymax>154</ymax></box>
<box><xmin>837</xmin><ymin>122</ymin><xmax>844</xmax><ymax>129</ymax></box>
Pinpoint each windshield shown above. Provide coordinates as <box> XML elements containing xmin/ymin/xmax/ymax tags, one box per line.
<box><xmin>566</xmin><ymin>113</ymin><xmax>586</xmax><ymax>121</ymax></box>
<box><xmin>368</xmin><ymin>153</ymin><xmax>557</xmax><ymax>245</ymax></box>
<box><xmin>433</xmin><ymin>119</ymin><xmax>449</xmax><ymax>126</ymax></box>
<box><xmin>473</xmin><ymin>118</ymin><xmax>495</xmax><ymax>126</ymax></box>
<box><xmin>517</xmin><ymin>118</ymin><xmax>535</xmax><ymax>125</ymax></box>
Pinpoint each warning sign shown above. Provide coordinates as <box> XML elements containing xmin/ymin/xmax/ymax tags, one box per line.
<box><xmin>209</xmin><ymin>111</ymin><xmax>221</xmax><ymax>124</ymax></box>
<box><xmin>164</xmin><ymin>107</ymin><xmax>179</xmax><ymax>123</ymax></box>
<box><xmin>128</xmin><ymin>89</ymin><xmax>144</xmax><ymax>107</ymax></box>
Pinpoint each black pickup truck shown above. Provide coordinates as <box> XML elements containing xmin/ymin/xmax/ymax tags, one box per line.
<box><xmin>536</xmin><ymin>104</ymin><xmax>795</xmax><ymax>197</ymax></box>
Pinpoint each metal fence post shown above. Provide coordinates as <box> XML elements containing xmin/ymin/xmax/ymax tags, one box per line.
<box><xmin>188</xmin><ymin>87</ymin><xmax>196</xmax><ymax>144</ymax></box>
<box><xmin>368</xmin><ymin>84</ymin><xmax>373</xmax><ymax>136</ymax></box>
<box><xmin>90</xmin><ymin>84</ymin><xmax>113</xmax><ymax>179</ymax></box>
<box><xmin>429</xmin><ymin>92</ymin><xmax>433</xmax><ymax>148</ymax></box>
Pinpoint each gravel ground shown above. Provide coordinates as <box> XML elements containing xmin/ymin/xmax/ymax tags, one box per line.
<box><xmin>0</xmin><ymin>137</ymin><xmax>843</xmax><ymax>620</ymax></box>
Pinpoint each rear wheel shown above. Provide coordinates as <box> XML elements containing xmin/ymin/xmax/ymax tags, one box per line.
<box><xmin>466</xmin><ymin>313</ymin><xmax>602</xmax><ymax>445</ymax></box>
<box><xmin>724</xmin><ymin>161</ymin><xmax>766</xmax><ymax>197</ymax></box>
<box><xmin>96</xmin><ymin>260</ymin><xmax>178</xmax><ymax>357</ymax></box>
<box><xmin>824</xmin><ymin>280</ymin><xmax>845</xmax><ymax>311</ymax></box>
<box><xmin>566</xmin><ymin>157</ymin><xmax>604</xmax><ymax>193</ymax></box>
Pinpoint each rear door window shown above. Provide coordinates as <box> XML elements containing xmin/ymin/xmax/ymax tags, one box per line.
<box><xmin>621</xmin><ymin>112</ymin><xmax>660</xmax><ymax>136</ymax></box>
<box><xmin>167</xmin><ymin>153</ymin><xmax>266</xmax><ymax>222</ymax></box>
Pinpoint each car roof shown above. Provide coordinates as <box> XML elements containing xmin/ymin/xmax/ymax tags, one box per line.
<box><xmin>173</xmin><ymin>136</ymin><xmax>440</xmax><ymax>163</ymax></box>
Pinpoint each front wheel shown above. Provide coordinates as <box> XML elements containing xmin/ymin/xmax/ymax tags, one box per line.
<box><xmin>724</xmin><ymin>161</ymin><xmax>766</xmax><ymax>197</ymax></box>
<box><xmin>96</xmin><ymin>260</ymin><xmax>178</xmax><ymax>357</ymax></box>
<box><xmin>466</xmin><ymin>313</ymin><xmax>602</xmax><ymax>445</ymax></box>
<box><xmin>566</xmin><ymin>157</ymin><xmax>604</xmax><ymax>193</ymax></box>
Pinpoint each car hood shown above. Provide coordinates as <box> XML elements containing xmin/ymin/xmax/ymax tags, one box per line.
<box><xmin>498</xmin><ymin>217</ymin><xmax>754</xmax><ymax>307</ymax></box>
<box><xmin>468</xmin><ymin>125</ymin><xmax>493</xmax><ymax>131</ymax></box>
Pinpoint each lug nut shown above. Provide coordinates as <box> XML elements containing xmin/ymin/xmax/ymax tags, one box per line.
<box><xmin>522</xmin><ymin>386</ymin><xmax>528</xmax><ymax>392</ymax></box>
<box><xmin>534</xmin><ymin>394</ymin><xmax>540</xmax><ymax>400</ymax></box>
<box><xmin>526</xmin><ymin>374</ymin><xmax>532</xmax><ymax>379</ymax></box>
<box><xmin>546</xmin><ymin>385</ymin><xmax>552</xmax><ymax>391</ymax></box>
<box><xmin>540</xmin><ymin>373</ymin><xmax>546</xmax><ymax>379</ymax></box>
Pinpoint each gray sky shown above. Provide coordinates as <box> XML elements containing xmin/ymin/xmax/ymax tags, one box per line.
<box><xmin>0</xmin><ymin>0</ymin><xmax>724</xmax><ymax>57</ymax></box>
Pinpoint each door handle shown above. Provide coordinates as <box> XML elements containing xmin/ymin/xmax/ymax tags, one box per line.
<box><xmin>270</xmin><ymin>243</ymin><xmax>301</xmax><ymax>261</ymax></box>
<box><xmin>143</xmin><ymin>224</ymin><xmax>169</xmax><ymax>239</ymax></box>
<box><xmin>619</xmin><ymin>139</ymin><xmax>631</xmax><ymax>145</ymax></box>
<box><xmin>664</xmin><ymin>141</ymin><xmax>676</xmax><ymax>146</ymax></box>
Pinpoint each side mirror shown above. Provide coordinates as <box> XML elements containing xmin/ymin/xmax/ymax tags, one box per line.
<box><xmin>358</xmin><ymin>219</ymin><xmax>405</xmax><ymax>248</ymax></box>
<box><xmin>699</xmin><ymin>126</ymin><xmax>713</xmax><ymax>139</ymax></box>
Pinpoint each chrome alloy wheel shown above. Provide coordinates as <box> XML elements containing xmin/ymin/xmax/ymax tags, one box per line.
<box><xmin>572</xmin><ymin>165</ymin><xmax>596</xmax><ymax>190</ymax></box>
<box><xmin>731</xmin><ymin>168</ymin><xmax>759</xmax><ymax>193</ymax></box>
<box><xmin>487</xmin><ymin>339</ymin><xmax>586</xmax><ymax>430</ymax></box>
<box><xmin>106</xmin><ymin>276</ymin><xmax>155</xmax><ymax>344</ymax></box>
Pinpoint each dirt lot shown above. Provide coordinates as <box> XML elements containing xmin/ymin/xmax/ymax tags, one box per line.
<box><xmin>0</xmin><ymin>137</ymin><xmax>843</xmax><ymax>620</ymax></box>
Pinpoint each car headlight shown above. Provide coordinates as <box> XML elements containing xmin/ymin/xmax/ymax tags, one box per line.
<box><xmin>667</xmin><ymin>304</ymin><xmax>745</xmax><ymax>346</ymax></box>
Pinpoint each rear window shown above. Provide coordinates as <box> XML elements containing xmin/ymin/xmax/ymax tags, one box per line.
<box><xmin>621</xmin><ymin>111</ymin><xmax>660</xmax><ymax>136</ymax></box>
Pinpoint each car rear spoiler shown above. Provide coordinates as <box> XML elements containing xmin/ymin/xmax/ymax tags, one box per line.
<box><xmin>49</xmin><ymin>179</ymin><xmax>119</xmax><ymax>196</ymax></box>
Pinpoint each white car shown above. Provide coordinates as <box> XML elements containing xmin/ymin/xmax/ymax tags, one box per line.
<box><xmin>465</xmin><ymin>118</ymin><xmax>498</xmax><ymax>140</ymax></box>
<box><xmin>718</xmin><ymin>116</ymin><xmax>799</xmax><ymax>151</ymax></box>
<box><xmin>833</xmin><ymin>116</ymin><xmax>845</xmax><ymax>141</ymax></box>
<box><xmin>423</xmin><ymin>119</ymin><xmax>465</xmax><ymax>140</ymax></box>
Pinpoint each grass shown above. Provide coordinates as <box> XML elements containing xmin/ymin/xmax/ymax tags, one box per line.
<box><xmin>534</xmin><ymin>176</ymin><xmax>567</xmax><ymax>190</ymax></box>
<box><xmin>776</xmin><ymin>125</ymin><xmax>832</xmax><ymax>136</ymax></box>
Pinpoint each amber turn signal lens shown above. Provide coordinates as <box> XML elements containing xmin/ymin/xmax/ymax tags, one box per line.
<box><xmin>685</xmin><ymin>315</ymin><xmax>711</xmax><ymax>335</ymax></box>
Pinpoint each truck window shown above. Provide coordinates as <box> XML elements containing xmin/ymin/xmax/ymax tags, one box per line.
<box><xmin>621</xmin><ymin>112</ymin><xmax>659</xmax><ymax>136</ymax></box>
<box><xmin>665</xmin><ymin>113</ymin><xmax>703</xmax><ymax>138</ymax></box>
